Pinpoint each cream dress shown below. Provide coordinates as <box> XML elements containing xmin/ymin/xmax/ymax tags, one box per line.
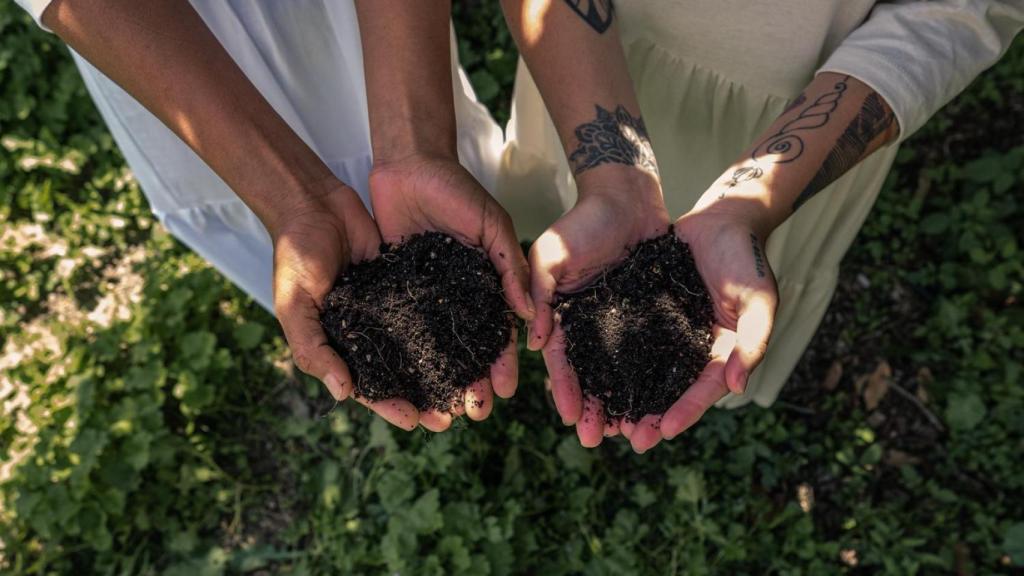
<box><xmin>16</xmin><ymin>0</ymin><xmax>1024</xmax><ymax>408</ymax></box>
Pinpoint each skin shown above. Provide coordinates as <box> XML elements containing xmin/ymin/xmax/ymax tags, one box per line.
<box><xmin>43</xmin><ymin>0</ymin><xmax>533</xmax><ymax>431</ymax></box>
<box><xmin>502</xmin><ymin>1</ymin><xmax>899</xmax><ymax>452</ymax></box>
<box><xmin>501</xmin><ymin>0</ymin><xmax>670</xmax><ymax>452</ymax></box>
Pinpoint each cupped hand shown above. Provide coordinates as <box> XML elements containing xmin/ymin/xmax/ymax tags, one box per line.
<box><xmin>651</xmin><ymin>201</ymin><xmax>780</xmax><ymax>447</ymax></box>
<box><xmin>272</xmin><ymin>179</ymin><xmax>423</xmax><ymax>430</ymax></box>
<box><xmin>367</xmin><ymin>155</ymin><xmax>534</xmax><ymax>431</ymax></box>
<box><xmin>532</xmin><ymin>173</ymin><xmax>670</xmax><ymax>449</ymax></box>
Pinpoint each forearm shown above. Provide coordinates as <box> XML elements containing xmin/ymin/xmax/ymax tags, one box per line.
<box><xmin>501</xmin><ymin>0</ymin><xmax>658</xmax><ymax>195</ymax></box>
<box><xmin>42</xmin><ymin>0</ymin><xmax>335</xmax><ymax>237</ymax></box>
<box><xmin>354</xmin><ymin>0</ymin><xmax>457</xmax><ymax>165</ymax></box>
<box><xmin>699</xmin><ymin>73</ymin><xmax>899</xmax><ymax>236</ymax></box>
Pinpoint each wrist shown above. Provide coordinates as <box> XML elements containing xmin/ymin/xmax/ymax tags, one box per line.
<box><xmin>259</xmin><ymin>176</ymin><xmax>347</xmax><ymax>242</ymax></box>
<box><xmin>575</xmin><ymin>164</ymin><xmax>663</xmax><ymax>202</ymax></box>
<box><xmin>692</xmin><ymin>167</ymin><xmax>789</xmax><ymax>239</ymax></box>
<box><xmin>370</xmin><ymin>113</ymin><xmax>458</xmax><ymax>167</ymax></box>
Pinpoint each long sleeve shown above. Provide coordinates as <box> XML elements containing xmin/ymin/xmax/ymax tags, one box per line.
<box><xmin>14</xmin><ymin>0</ymin><xmax>54</xmax><ymax>31</ymax></box>
<box><xmin>818</xmin><ymin>0</ymin><xmax>1024</xmax><ymax>143</ymax></box>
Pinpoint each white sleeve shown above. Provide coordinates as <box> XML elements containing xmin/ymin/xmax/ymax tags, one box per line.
<box><xmin>14</xmin><ymin>0</ymin><xmax>55</xmax><ymax>31</ymax></box>
<box><xmin>818</xmin><ymin>0</ymin><xmax>1024</xmax><ymax>142</ymax></box>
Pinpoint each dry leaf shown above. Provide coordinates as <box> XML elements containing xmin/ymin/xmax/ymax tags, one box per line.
<box><xmin>884</xmin><ymin>449</ymin><xmax>920</xmax><ymax>467</ymax></box>
<box><xmin>863</xmin><ymin>361</ymin><xmax>892</xmax><ymax>411</ymax></box>
<box><xmin>916</xmin><ymin>367</ymin><xmax>933</xmax><ymax>403</ymax></box>
<box><xmin>797</xmin><ymin>483</ymin><xmax>814</xmax><ymax>513</ymax></box>
<box><xmin>822</xmin><ymin>360</ymin><xmax>843</xmax><ymax>391</ymax></box>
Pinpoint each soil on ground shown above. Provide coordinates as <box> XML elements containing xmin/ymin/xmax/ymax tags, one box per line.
<box><xmin>556</xmin><ymin>233</ymin><xmax>715</xmax><ymax>422</ymax></box>
<box><xmin>320</xmin><ymin>232</ymin><xmax>513</xmax><ymax>412</ymax></box>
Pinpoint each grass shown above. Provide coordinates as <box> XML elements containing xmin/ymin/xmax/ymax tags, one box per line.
<box><xmin>1</xmin><ymin>4</ymin><xmax>1022</xmax><ymax>575</ymax></box>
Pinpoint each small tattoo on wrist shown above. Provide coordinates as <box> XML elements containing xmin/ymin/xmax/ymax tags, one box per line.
<box><xmin>725</xmin><ymin>166</ymin><xmax>764</xmax><ymax>188</ymax></box>
<box><xmin>751</xmin><ymin>233</ymin><xmax>766</xmax><ymax>278</ymax></box>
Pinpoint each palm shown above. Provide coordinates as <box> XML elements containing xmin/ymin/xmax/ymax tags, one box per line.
<box><xmin>534</xmin><ymin>189</ymin><xmax>669</xmax><ymax>449</ymax></box>
<box><xmin>650</xmin><ymin>210</ymin><xmax>779</xmax><ymax>443</ymax></box>
<box><xmin>272</xmin><ymin>183</ymin><xmax>431</xmax><ymax>431</ymax></box>
<box><xmin>367</xmin><ymin>156</ymin><xmax>533</xmax><ymax>431</ymax></box>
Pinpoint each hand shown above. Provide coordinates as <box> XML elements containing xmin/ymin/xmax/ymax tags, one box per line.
<box><xmin>531</xmin><ymin>171</ymin><xmax>670</xmax><ymax>449</ymax></box>
<box><xmin>653</xmin><ymin>197</ymin><xmax>780</xmax><ymax>447</ymax></box>
<box><xmin>271</xmin><ymin>178</ymin><xmax>421</xmax><ymax>430</ymax></box>
<box><xmin>368</xmin><ymin>155</ymin><xmax>535</xmax><ymax>431</ymax></box>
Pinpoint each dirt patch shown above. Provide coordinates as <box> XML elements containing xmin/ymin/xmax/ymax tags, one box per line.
<box><xmin>556</xmin><ymin>233</ymin><xmax>714</xmax><ymax>422</ymax></box>
<box><xmin>321</xmin><ymin>232</ymin><xmax>513</xmax><ymax>412</ymax></box>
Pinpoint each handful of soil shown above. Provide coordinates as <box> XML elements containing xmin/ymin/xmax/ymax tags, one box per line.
<box><xmin>556</xmin><ymin>233</ymin><xmax>714</xmax><ymax>422</ymax></box>
<box><xmin>320</xmin><ymin>232</ymin><xmax>513</xmax><ymax>412</ymax></box>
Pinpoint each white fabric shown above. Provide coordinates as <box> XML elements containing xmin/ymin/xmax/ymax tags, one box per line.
<box><xmin>16</xmin><ymin>0</ymin><xmax>1023</xmax><ymax>407</ymax></box>
<box><xmin>819</xmin><ymin>0</ymin><xmax>1024</xmax><ymax>141</ymax></box>
<box><xmin>14</xmin><ymin>0</ymin><xmax>50</xmax><ymax>30</ymax></box>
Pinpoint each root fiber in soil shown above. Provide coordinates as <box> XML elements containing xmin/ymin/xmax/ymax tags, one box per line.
<box><xmin>321</xmin><ymin>232</ymin><xmax>513</xmax><ymax>412</ymax></box>
<box><xmin>556</xmin><ymin>233</ymin><xmax>714</xmax><ymax>422</ymax></box>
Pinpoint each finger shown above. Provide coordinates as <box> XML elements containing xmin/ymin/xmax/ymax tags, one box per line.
<box><xmin>420</xmin><ymin>409</ymin><xmax>453</xmax><ymax>433</ymax></box>
<box><xmin>354</xmin><ymin>396</ymin><xmax>419</xmax><ymax>431</ymax></box>
<box><xmin>542</xmin><ymin>324</ymin><xmax>583</xmax><ymax>425</ymax></box>
<box><xmin>527</xmin><ymin>235</ymin><xmax>561</xmax><ymax>351</ymax></box>
<box><xmin>486</xmin><ymin>213</ymin><xmax>535</xmax><ymax>322</ymax></box>
<box><xmin>661</xmin><ymin>329</ymin><xmax>734</xmax><ymax>440</ymax></box>
<box><xmin>629</xmin><ymin>414</ymin><xmax>662</xmax><ymax>454</ymax></box>
<box><xmin>490</xmin><ymin>327</ymin><xmax>519</xmax><ymax>399</ymax></box>
<box><xmin>604</xmin><ymin>418</ymin><xmax>620</xmax><ymax>437</ymax></box>
<box><xmin>276</xmin><ymin>289</ymin><xmax>352</xmax><ymax>402</ymax></box>
<box><xmin>620</xmin><ymin>420</ymin><xmax>635</xmax><ymax>440</ymax></box>
<box><xmin>465</xmin><ymin>378</ymin><xmax>493</xmax><ymax>421</ymax></box>
<box><xmin>577</xmin><ymin>396</ymin><xmax>605</xmax><ymax>448</ymax></box>
<box><xmin>725</xmin><ymin>292</ymin><xmax>777</xmax><ymax>395</ymax></box>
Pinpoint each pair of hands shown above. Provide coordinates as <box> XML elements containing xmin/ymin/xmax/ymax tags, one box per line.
<box><xmin>532</xmin><ymin>174</ymin><xmax>779</xmax><ymax>453</ymax></box>
<box><xmin>273</xmin><ymin>155</ymin><xmax>779</xmax><ymax>451</ymax></box>
<box><xmin>272</xmin><ymin>155</ymin><xmax>533</xmax><ymax>432</ymax></box>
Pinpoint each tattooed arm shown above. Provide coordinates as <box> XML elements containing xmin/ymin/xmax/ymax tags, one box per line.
<box><xmin>501</xmin><ymin>0</ymin><xmax>670</xmax><ymax>451</ymax></box>
<box><xmin>693</xmin><ymin>73</ymin><xmax>899</xmax><ymax>236</ymax></box>
<box><xmin>659</xmin><ymin>74</ymin><xmax>898</xmax><ymax>442</ymax></box>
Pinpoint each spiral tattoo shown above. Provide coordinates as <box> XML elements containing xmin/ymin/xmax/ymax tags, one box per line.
<box><xmin>751</xmin><ymin>76</ymin><xmax>850</xmax><ymax>164</ymax></box>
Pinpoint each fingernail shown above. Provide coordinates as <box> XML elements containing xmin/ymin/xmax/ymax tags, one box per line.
<box><xmin>737</xmin><ymin>371</ymin><xmax>749</xmax><ymax>394</ymax></box>
<box><xmin>525</xmin><ymin>293</ymin><xmax>537</xmax><ymax>318</ymax></box>
<box><xmin>324</xmin><ymin>374</ymin><xmax>346</xmax><ymax>401</ymax></box>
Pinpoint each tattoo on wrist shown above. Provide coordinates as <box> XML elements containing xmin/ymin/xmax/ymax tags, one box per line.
<box><xmin>717</xmin><ymin>90</ymin><xmax>821</xmax><ymax>198</ymax></box>
<box><xmin>563</xmin><ymin>0</ymin><xmax>615</xmax><ymax>33</ymax></box>
<box><xmin>568</xmin><ymin>105</ymin><xmax>659</xmax><ymax>176</ymax></box>
<box><xmin>750</xmin><ymin>233</ymin><xmax>767</xmax><ymax>278</ymax></box>
<box><xmin>751</xmin><ymin>76</ymin><xmax>850</xmax><ymax>165</ymax></box>
<box><xmin>792</xmin><ymin>93</ymin><xmax>895</xmax><ymax>210</ymax></box>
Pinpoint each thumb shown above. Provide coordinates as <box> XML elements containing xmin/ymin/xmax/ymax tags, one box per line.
<box><xmin>724</xmin><ymin>290</ymin><xmax>777</xmax><ymax>395</ymax></box>
<box><xmin>486</xmin><ymin>211</ymin><xmax>535</xmax><ymax>322</ymax></box>
<box><xmin>527</xmin><ymin>236</ymin><xmax>560</xmax><ymax>352</ymax></box>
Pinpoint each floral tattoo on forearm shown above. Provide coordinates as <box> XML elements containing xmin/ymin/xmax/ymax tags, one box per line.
<box><xmin>563</xmin><ymin>0</ymin><xmax>614</xmax><ymax>33</ymax></box>
<box><xmin>568</xmin><ymin>104</ymin><xmax>658</xmax><ymax>176</ymax></box>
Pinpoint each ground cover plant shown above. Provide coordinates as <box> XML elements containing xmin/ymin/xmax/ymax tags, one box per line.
<box><xmin>1</xmin><ymin>3</ymin><xmax>1022</xmax><ymax>574</ymax></box>
<box><xmin>557</xmin><ymin>233</ymin><xmax>714</xmax><ymax>422</ymax></box>
<box><xmin>321</xmin><ymin>232</ymin><xmax>512</xmax><ymax>412</ymax></box>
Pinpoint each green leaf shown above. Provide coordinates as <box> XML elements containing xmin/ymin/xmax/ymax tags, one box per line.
<box><xmin>233</xmin><ymin>322</ymin><xmax>264</xmax><ymax>350</ymax></box>
<box><xmin>1004</xmin><ymin>522</ymin><xmax>1024</xmax><ymax>566</ymax></box>
<box><xmin>556</xmin><ymin>435</ymin><xmax>592</xmax><ymax>474</ymax></box>
<box><xmin>920</xmin><ymin>213</ymin><xmax>950</xmax><ymax>235</ymax></box>
<box><xmin>945</xmin><ymin>393</ymin><xmax>986</xmax><ymax>431</ymax></box>
<box><xmin>406</xmin><ymin>489</ymin><xmax>444</xmax><ymax>535</ymax></box>
<box><xmin>667</xmin><ymin>466</ymin><xmax>705</xmax><ymax>504</ymax></box>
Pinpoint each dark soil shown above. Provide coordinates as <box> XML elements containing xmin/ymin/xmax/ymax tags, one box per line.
<box><xmin>320</xmin><ymin>232</ymin><xmax>513</xmax><ymax>412</ymax></box>
<box><xmin>556</xmin><ymin>233</ymin><xmax>715</xmax><ymax>422</ymax></box>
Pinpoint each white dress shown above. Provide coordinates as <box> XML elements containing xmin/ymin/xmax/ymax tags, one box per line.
<box><xmin>16</xmin><ymin>0</ymin><xmax>1024</xmax><ymax>408</ymax></box>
